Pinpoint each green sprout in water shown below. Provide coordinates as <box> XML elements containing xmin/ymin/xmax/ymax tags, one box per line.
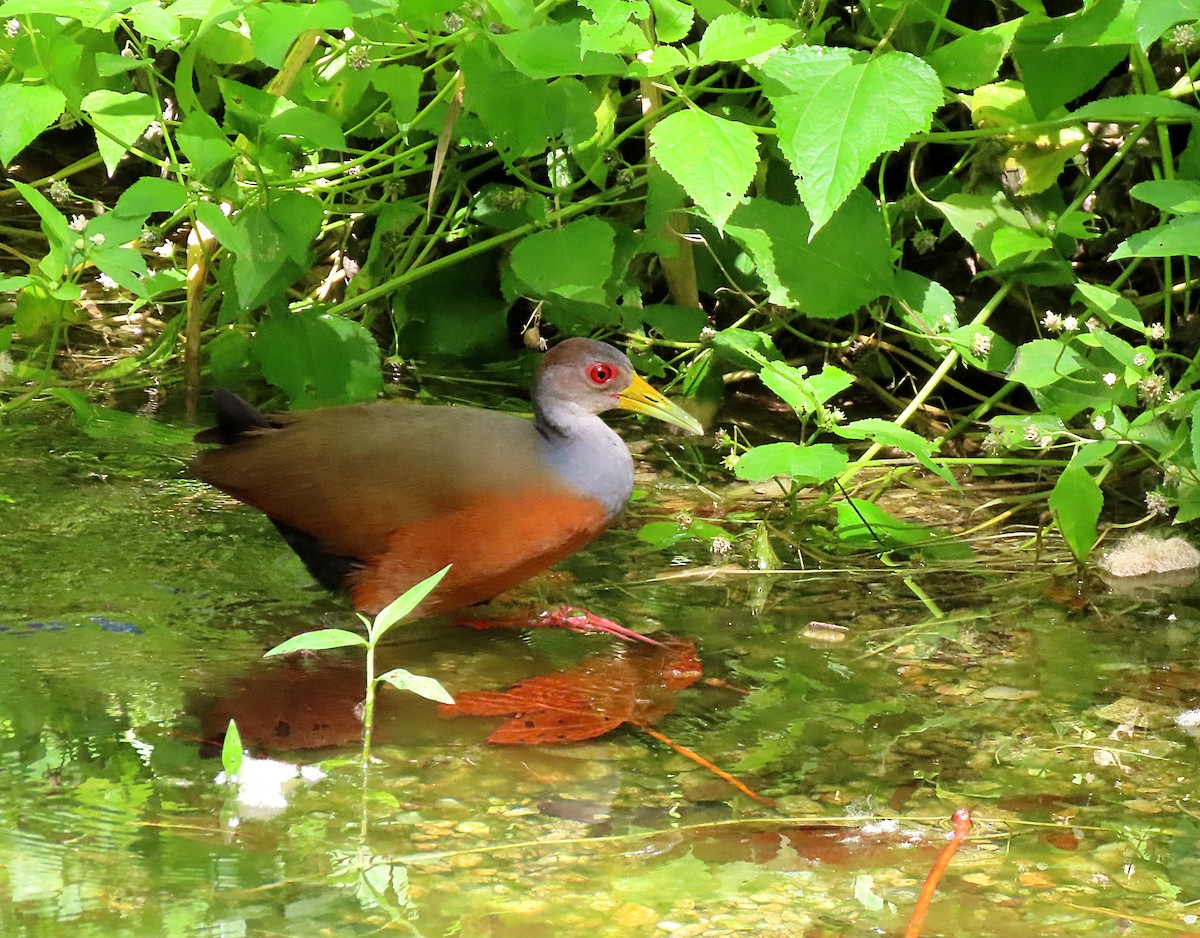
<box><xmin>261</xmin><ymin>564</ymin><xmax>455</xmax><ymax>767</ymax></box>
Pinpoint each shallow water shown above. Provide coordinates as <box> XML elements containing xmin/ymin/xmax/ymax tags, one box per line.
<box><xmin>4</xmin><ymin>403</ymin><xmax>1200</xmax><ymax>936</ymax></box>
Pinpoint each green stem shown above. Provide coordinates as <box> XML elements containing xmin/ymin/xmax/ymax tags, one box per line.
<box><xmin>360</xmin><ymin>634</ymin><xmax>378</xmax><ymax>841</ymax></box>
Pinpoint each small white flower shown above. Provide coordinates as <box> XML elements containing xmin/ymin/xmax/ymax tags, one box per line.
<box><xmin>1133</xmin><ymin>352</ymin><xmax>1147</xmax><ymax>367</ymax></box>
<box><xmin>827</xmin><ymin>407</ymin><xmax>845</xmax><ymax>423</ymax></box>
<box><xmin>1146</xmin><ymin>491</ymin><xmax>1170</xmax><ymax>516</ymax></box>
<box><xmin>48</xmin><ymin>179</ymin><xmax>71</xmax><ymax>202</ymax></box>
<box><xmin>1093</xmin><ymin>415</ymin><xmax>1107</xmax><ymax>432</ymax></box>
<box><xmin>1149</xmin><ymin>323</ymin><xmax>1165</xmax><ymax>341</ymax></box>
<box><xmin>6</xmin><ymin>18</ymin><xmax>19</xmax><ymax>37</ymax></box>
<box><xmin>940</xmin><ymin>313</ymin><xmax>956</xmax><ymax>330</ymax></box>
<box><xmin>1086</xmin><ymin>317</ymin><xmax>1102</xmax><ymax>332</ymax></box>
<box><xmin>69</xmin><ymin>214</ymin><xmax>88</xmax><ymax>232</ymax></box>
<box><xmin>88</xmin><ymin>233</ymin><xmax>105</xmax><ymax>247</ymax></box>
<box><xmin>153</xmin><ymin>242</ymin><xmax>175</xmax><ymax>258</ymax></box>
<box><xmin>1063</xmin><ymin>316</ymin><xmax>1079</xmax><ymax>332</ymax></box>
<box><xmin>1138</xmin><ymin>374</ymin><xmax>1166</xmax><ymax>404</ymax></box>
<box><xmin>96</xmin><ymin>272</ymin><xmax>118</xmax><ymax>289</ymax></box>
<box><xmin>1103</xmin><ymin>372</ymin><xmax>1118</xmax><ymax>386</ymax></box>
<box><xmin>971</xmin><ymin>332</ymin><xmax>992</xmax><ymax>357</ymax></box>
<box><xmin>1042</xmin><ymin>311</ymin><xmax>1063</xmax><ymax>332</ymax></box>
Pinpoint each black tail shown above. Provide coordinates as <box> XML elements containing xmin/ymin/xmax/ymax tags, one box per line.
<box><xmin>194</xmin><ymin>389</ymin><xmax>277</xmax><ymax>444</ymax></box>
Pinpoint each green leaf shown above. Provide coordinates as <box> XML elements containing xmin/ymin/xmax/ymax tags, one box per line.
<box><xmin>734</xmin><ymin>442</ymin><xmax>847</xmax><ymax>484</ymax></box>
<box><xmin>944</xmin><ymin>324</ymin><xmax>1017</xmax><ymax>373</ymax></box>
<box><xmin>510</xmin><ymin>217</ymin><xmax>615</xmax><ymax>304</ymax></box>
<box><xmin>261</xmin><ymin>105</ymin><xmax>346</xmax><ymax>150</ymax></box>
<box><xmin>696</xmin><ymin>12</ymin><xmax>797</xmax><ymax>63</ymax></box>
<box><xmin>1067</xmin><ymin>439</ymin><xmax>1117</xmax><ymax>471</ymax></box>
<box><xmin>1089</xmin><ymin>329</ymin><xmax>1142</xmax><ymax>372</ymax></box>
<box><xmin>244</xmin><ymin>0</ymin><xmax>352</xmax><ymax>68</ymax></box>
<box><xmin>724</xmin><ymin>190</ymin><xmax>894</xmax><ymax>317</ymax></box>
<box><xmin>804</xmin><ymin>365</ymin><xmax>854</xmax><ymax>405</ymax></box>
<box><xmin>230</xmin><ymin>192</ymin><xmax>324</xmax><ymax>308</ymax></box>
<box><xmin>1071</xmin><ymin>95</ymin><xmax>1200</xmax><ymax>124</ymax></box>
<box><xmin>648</xmin><ymin>0</ymin><xmax>693</xmax><ymax>43</ymax></box>
<box><xmin>650</xmin><ymin>108</ymin><xmax>759</xmax><ymax>231</ymax></box>
<box><xmin>643</xmin><ymin>304</ymin><xmax>708</xmax><ymax>342</ymax></box>
<box><xmin>624</xmin><ymin>45</ymin><xmax>689</xmax><ymax>78</ymax></box>
<box><xmin>463</xmin><ymin>42</ymin><xmax>596</xmax><ymax>158</ymax></box>
<box><xmin>488</xmin><ymin>0</ymin><xmax>536</xmax><ymax>28</ymax></box>
<box><xmin>11</xmin><ymin>180</ymin><xmax>76</xmax><ymax>256</ymax></box>
<box><xmin>930</xmin><ymin>185</ymin><xmax>1040</xmax><ymax>267</ymax></box>
<box><xmin>89</xmin><ymin>245</ymin><xmax>150</xmax><ymax>297</ymax></box>
<box><xmin>221</xmin><ymin>720</ymin><xmax>244</xmax><ymax>778</ymax></box>
<box><xmin>177</xmin><ymin>111</ymin><xmax>235</xmax><ymax>182</ymax></box>
<box><xmin>80</xmin><ymin>90</ymin><xmax>157</xmax><ymax>176</ymax></box>
<box><xmin>1051</xmin><ymin>0</ymin><xmax>1140</xmax><ymax>47</ymax></box>
<box><xmin>1074</xmin><ymin>282</ymin><xmax>1145</xmax><ymax>331</ymax></box>
<box><xmin>636</xmin><ymin>518</ymin><xmax>727</xmax><ymax>548</ymax></box>
<box><xmin>1049</xmin><ymin>467</ymin><xmax>1102</xmax><ymax>564</ymax></box>
<box><xmin>14</xmin><ymin>284</ymin><xmax>74</xmax><ymax>337</ymax></box>
<box><xmin>371</xmin><ymin>565</ymin><xmax>452</xmax><ymax>641</ymax></box>
<box><xmin>1007</xmin><ymin>339</ymin><xmax>1087</xmax><ymax>389</ymax></box>
<box><xmin>128</xmin><ymin>0</ymin><xmax>181</xmax><ymax>41</ymax></box>
<box><xmin>0</xmin><ymin>84</ymin><xmax>66</xmax><ymax>165</ymax></box>
<box><xmin>264</xmin><ymin>628</ymin><xmax>369</xmax><ymax>656</ymax></box>
<box><xmin>112</xmin><ymin>177</ymin><xmax>189</xmax><ymax>218</ymax></box>
<box><xmin>836</xmin><ymin>498</ymin><xmax>942</xmax><ymax>550</ymax></box>
<box><xmin>1136</xmin><ymin>0</ymin><xmax>1200</xmax><ymax>50</ymax></box>
<box><xmin>1012</xmin><ymin>17</ymin><xmax>1128</xmax><ymax>117</ymax></box>
<box><xmin>1129</xmin><ymin>179</ymin><xmax>1200</xmax><ymax>214</ymax></box>
<box><xmin>377</xmin><ymin>668</ymin><xmax>455</xmax><ymax>705</ymax></box>
<box><xmin>579</xmin><ymin>0</ymin><xmax>650</xmax><ymax>54</ymax></box>
<box><xmin>0</xmin><ymin>0</ymin><xmax>107</xmax><ymax>22</ymax></box>
<box><xmin>924</xmin><ymin>19</ymin><xmax>1021</xmax><ymax>90</ymax></box>
<box><xmin>192</xmin><ymin>205</ymin><xmax>243</xmax><ymax>259</ymax></box>
<box><xmin>754</xmin><ymin>361</ymin><xmax>828</xmax><ymax>416</ymax></box>
<box><xmin>990</xmin><ymin>227</ymin><xmax>1053</xmax><ymax>265</ymax></box>
<box><xmin>371</xmin><ymin>65</ymin><xmax>423</xmax><ymax>126</ymax></box>
<box><xmin>758</xmin><ymin>47</ymin><xmax>942</xmax><ymax>233</ymax></box>
<box><xmin>710</xmin><ymin>327</ymin><xmax>783</xmax><ymax>370</ymax></box>
<box><xmin>492</xmin><ymin>22</ymin><xmax>626</xmax><ymax>78</ymax></box>
<box><xmin>1112</xmin><ymin>215</ymin><xmax>1200</xmax><ymax>258</ymax></box>
<box><xmin>835</xmin><ymin>418</ymin><xmax>957</xmax><ymax>487</ymax></box>
<box><xmin>254</xmin><ymin>311</ymin><xmax>383</xmax><ymax>407</ymax></box>
<box><xmin>891</xmin><ymin>269</ymin><xmax>957</xmax><ymax>360</ymax></box>
<box><xmin>45</xmin><ymin>387</ymin><xmax>197</xmax><ymax>445</ymax></box>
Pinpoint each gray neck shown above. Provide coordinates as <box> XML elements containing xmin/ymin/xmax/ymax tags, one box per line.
<box><xmin>535</xmin><ymin>402</ymin><xmax>634</xmax><ymax>521</ymax></box>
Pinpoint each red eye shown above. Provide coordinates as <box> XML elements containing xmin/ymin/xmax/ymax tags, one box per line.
<box><xmin>588</xmin><ymin>362</ymin><xmax>617</xmax><ymax>385</ymax></box>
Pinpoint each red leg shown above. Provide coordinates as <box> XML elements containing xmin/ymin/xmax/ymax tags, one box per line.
<box><xmin>535</xmin><ymin>606</ymin><xmax>664</xmax><ymax>646</ymax></box>
<box><xmin>453</xmin><ymin>606</ymin><xmax>663</xmax><ymax>645</ymax></box>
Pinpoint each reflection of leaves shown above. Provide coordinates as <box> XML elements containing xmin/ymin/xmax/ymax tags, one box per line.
<box><xmin>440</xmin><ymin>637</ymin><xmax>701</xmax><ymax>744</ymax></box>
<box><xmin>609</xmin><ymin>851</ymin><xmax>774</xmax><ymax>908</ymax></box>
<box><xmin>1162</xmin><ymin>816</ymin><xmax>1200</xmax><ymax>900</ymax></box>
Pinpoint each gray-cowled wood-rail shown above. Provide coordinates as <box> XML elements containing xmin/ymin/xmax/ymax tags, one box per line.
<box><xmin>192</xmin><ymin>339</ymin><xmax>703</xmax><ymax>638</ymax></box>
